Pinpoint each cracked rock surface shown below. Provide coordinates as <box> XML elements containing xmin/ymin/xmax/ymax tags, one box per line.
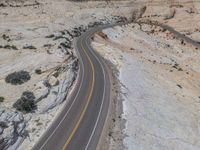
<box><xmin>92</xmin><ymin>1</ymin><xmax>200</xmax><ymax>149</ymax></box>
<box><xmin>0</xmin><ymin>0</ymin><xmax>135</xmax><ymax>149</ymax></box>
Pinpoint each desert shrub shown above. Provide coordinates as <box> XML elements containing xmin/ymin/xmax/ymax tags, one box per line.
<box><xmin>5</xmin><ymin>70</ymin><xmax>31</xmax><ymax>85</ymax></box>
<box><xmin>36</xmin><ymin>122</ymin><xmax>42</xmax><ymax>126</ymax></box>
<box><xmin>0</xmin><ymin>96</ymin><xmax>4</xmax><ymax>102</ymax></box>
<box><xmin>0</xmin><ymin>122</ymin><xmax>8</xmax><ymax>128</ymax></box>
<box><xmin>23</xmin><ymin>45</ymin><xmax>37</xmax><ymax>50</ymax></box>
<box><xmin>2</xmin><ymin>34</ymin><xmax>10</xmax><ymax>41</ymax></box>
<box><xmin>13</xmin><ymin>91</ymin><xmax>36</xmax><ymax>113</ymax></box>
<box><xmin>45</xmin><ymin>34</ymin><xmax>54</xmax><ymax>38</ymax></box>
<box><xmin>35</xmin><ymin>69</ymin><xmax>42</xmax><ymax>74</ymax></box>
<box><xmin>177</xmin><ymin>84</ymin><xmax>182</xmax><ymax>89</ymax></box>
<box><xmin>4</xmin><ymin>45</ymin><xmax>18</xmax><ymax>50</ymax></box>
<box><xmin>178</xmin><ymin>68</ymin><xmax>183</xmax><ymax>71</ymax></box>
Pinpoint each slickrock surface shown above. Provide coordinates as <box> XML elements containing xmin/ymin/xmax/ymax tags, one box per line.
<box><xmin>0</xmin><ymin>0</ymin><xmax>135</xmax><ymax>149</ymax></box>
<box><xmin>92</xmin><ymin>2</ymin><xmax>200</xmax><ymax>149</ymax></box>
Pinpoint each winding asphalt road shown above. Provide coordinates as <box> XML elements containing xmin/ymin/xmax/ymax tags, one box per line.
<box><xmin>32</xmin><ymin>19</ymin><xmax>199</xmax><ymax>150</ymax></box>
<box><xmin>32</xmin><ymin>26</ymin><xmax>112</xmax><ymax>150</ymax></box>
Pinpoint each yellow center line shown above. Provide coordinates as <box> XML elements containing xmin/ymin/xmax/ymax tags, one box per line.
<box><xmin>61</xmin><ymin>36</ymin><xmax>95</xmax><ymax>150</ymax></box>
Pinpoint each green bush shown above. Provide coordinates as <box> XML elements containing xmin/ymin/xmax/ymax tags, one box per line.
<box><xmin>0</xmin><ymin>96</ymin><xmax>4</xmax><ymax>102</ymax></box>
<box><xmin>13</xmin><ymin>91</ymin><xmax>36</xmax><ymax>113</ymax></box>
<box><xmin>5</xmin><ymin>71</ymin><xmax>31</xmax><ymax>85</ymax></box>
<box><xmin>4</xmin><ymin>45</ymin><xmax>18</xmax><ymax>50</ymax></box>
<box><xmin>35</xmin><ymin>69</ymin><xmax>42</xmax><ymax>74</ymax></box>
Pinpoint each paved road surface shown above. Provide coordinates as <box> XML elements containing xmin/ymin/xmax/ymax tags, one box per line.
<box><xmin>32</xmin><ymin>20</ymin><xmax>200</xmax><ymax>150</ymax></box>
<box><xmin>32</xmin><ymin>26</ymin><xmax>112</xmax><ymax>150</ymax></box>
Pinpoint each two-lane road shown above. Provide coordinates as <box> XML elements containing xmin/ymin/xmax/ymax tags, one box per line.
<box><xmin>32</xmin><ymin>26</ymin><xmax>112</xmax><ymax>150</ymax></box>
<box><xmin>32</xmin><ymin>20</ymin><xmax>200</xmax><ymax>150</ymax></box>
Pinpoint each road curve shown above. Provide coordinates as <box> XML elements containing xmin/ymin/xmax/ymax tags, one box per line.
<box><xmin>32</xmin><ymin>25</ymin><xmax>113</xmax><ymax>150</ymax></box>
<box><xmin>31</xmin><ymin>19</ymin><xmax>200</xmax><ymax>150</ymax></box>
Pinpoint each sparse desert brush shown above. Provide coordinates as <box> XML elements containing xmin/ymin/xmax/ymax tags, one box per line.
<box><xmin>35</xmin><ymin>69</ymin><xmax>42</xmax><ymax>74</ymax></box>
<box><xmin>0</xmin><ymin>96</ymin><xmax>4</xmax><ymax>102</ymax></box>
<box><xmin>13</xmin><ymin>91</ymin><xmax>37</xmax><ymax>113</ymax></box>
<box><xmin>5</xmin><ymin>70</ymin><xmax>31</xmax><ymax>85</ymax></box>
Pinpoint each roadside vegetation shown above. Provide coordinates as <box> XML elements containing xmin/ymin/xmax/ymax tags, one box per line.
<box><xmin>5</xmin><ymin>70</ymin><xmax>31</xmax><ymax>85</ymax></box>
<box><xmin>13</xmin><ymin>91</ymin><xmax>36</xmax><ymax>113</ymax></box>
<box><xmin>0</xmin><ymin>96</ymin><xmax>4</xmax><ymax>102</ymax></box>
<box><xmin>35</xmin><ymin>69</ymin><xmax>42</xmax><ymax>74</ymax></box>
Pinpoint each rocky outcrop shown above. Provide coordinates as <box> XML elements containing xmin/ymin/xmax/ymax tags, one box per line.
<box><xmin>0</xmin><ymin>108</ymin><xmax>27</xmax><ymax>150</ymax></box>
<box><xmin>42</xmin><ymin>62</ymin><xmax>77</xmax><ymax>112</ymax></box>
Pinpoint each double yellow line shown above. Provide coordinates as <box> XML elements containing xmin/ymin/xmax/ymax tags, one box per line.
<box><xmin>62</xmin><ymin>36</ymin><xmax>95</xmax><ymax>150</ymax></box>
